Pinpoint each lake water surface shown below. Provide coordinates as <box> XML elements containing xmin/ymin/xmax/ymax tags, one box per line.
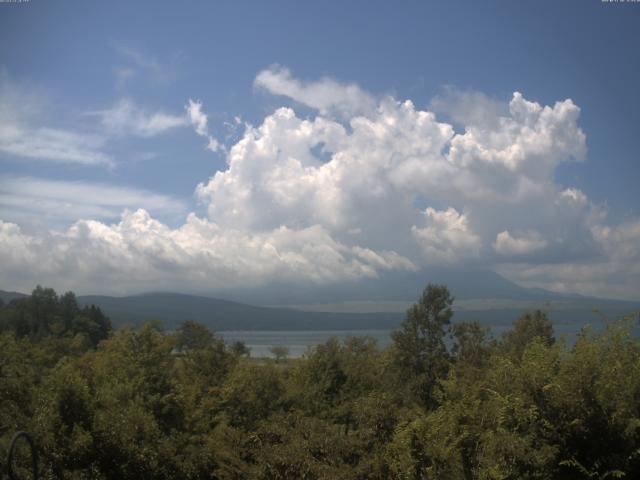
<box><xmin>220</xmin><ymin>320</ymin><xmax>631</xmax><ymax>358</ymax></box>
<box><xmin>219</xmin><ymin>329</ymin><xmax>393</xmax><ymax>358</ymax></box>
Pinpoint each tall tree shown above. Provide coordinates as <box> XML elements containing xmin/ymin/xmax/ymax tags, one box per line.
<box><xmin>502</xmin><ymin>309</ymin><xmax>554</xmax><ymax>359</ymax></box>
<box><xmin>391</xmin><ymin>284</ymin><xmax>454</xmax><ymax>409</ymax></box>
<box><xmin>59</xmin><ymin>291</ymin><xmax>80</xmax><ymax>331</ymax></box>
<box><xmin>176</xmin><ymin>320</ymin><xmax>215</xmax><ymax>351</ymax></box>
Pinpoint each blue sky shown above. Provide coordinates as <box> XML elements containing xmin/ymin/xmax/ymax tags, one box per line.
<box><xmin>1</xmin><ymin>0</ymin><xmax>639</xmax><ymax>299</ymax></box>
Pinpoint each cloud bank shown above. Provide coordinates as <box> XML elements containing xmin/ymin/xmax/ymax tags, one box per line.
<box><xmin>1</xmin><ymin>68</ymin><xmax>638</xmax><ymax>299</ymax></box>
<box><xmin>0</xmin><ymin>210</ymin><xmax>414</xmax><ymax>295</ymax></box>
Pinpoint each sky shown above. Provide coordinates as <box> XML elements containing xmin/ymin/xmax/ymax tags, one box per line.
<box><xmin>0</xmin><ymin>0</ymin><xmax>639</xmax><ymax>300</ymax></box>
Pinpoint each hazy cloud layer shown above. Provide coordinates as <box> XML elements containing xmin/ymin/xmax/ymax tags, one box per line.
<box><xmin>186</xmin><ymin>99</ymin><xmax>221</xmax><ymax>152</ymax></box>
<box><xmin>1</xmin><ymin>69</ymin><xmax>638</xmax><ymax>299</ymax></box>
<box><xmin>0</xmin><ymin>176</ymin><xmax>187</xmax><ymax>229</ymax></box>
<box><xmin>0</xmin><ymin>74</ymin><xmax>191</xmax><ymax>168</ymax></box>
<box><xmin>497</xmin><ymin>217</ymin><xmax>640</xmax><ymax>299</ymax></box>
<box><xmin>0</xmin><ymin>127</ymin><xmax>113</xmax><ymax>167</ymax></box>
<box><xmin>0</xmin><ymin>75</ymin><xmax>114</xmax><ymax>167</ymax></box>
<box><xmin>112</xmin><ymin>43</ymin><xmax>178</xmax><ymax>89</ymax></box>
<box><xmin>94</xmin><ymin>99</ymin><xmax>188</xmax><ymax>137</ymax></box>
<box><xmin>255</xmin><ymin>66</ymin><xmax>376</xmax><ymax>118</ymax></box>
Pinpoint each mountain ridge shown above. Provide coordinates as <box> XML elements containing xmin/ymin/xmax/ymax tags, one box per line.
<box><xmin>2</xmin><ymin>268</ymin><xmax>638</xmax><ymax>331</ymax></box>
<box><xmin>2</xmin><ymin>273</ymin><xmax>638</xmax><ymax>332</ymax></box>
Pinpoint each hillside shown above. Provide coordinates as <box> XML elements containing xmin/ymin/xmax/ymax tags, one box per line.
<box><xmin>2</xmin><ymin>268</ymin><xmax>638</xmax><ymax>332</ymax></box>
<box><xmin>0</xmin><ymin>290</ymin><xmax>27</xmax><ymax>303</ymax></box>
<box><xmin>210</xmin><ymin>267</ymin><xmax>587</xmax><ymax>306</ymax></box>
<box><xmin>76</xmin><ymin>293</ymin><xmax>403</xmax><ymax>331</ymax></box>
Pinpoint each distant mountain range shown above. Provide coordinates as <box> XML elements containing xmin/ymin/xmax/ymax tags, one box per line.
<box><xmin>0</xmin><ymin>290</ymin><xmax>28</xmax><ymax>303</ymax></box>
<box><xmin>210</xmin><ymin>266</ymin><xmax>588</xmax><ymax>306</ymax></box>
<box><xmin>0</xmin><ymin>289</ymin><xmax>400</xmax><ymax>331</ymax></box>
<box><xmin>75</xmin><ymin>293</ymin><xmax>403</xmax><ymax>331</ymax></box>
<box><xmin>2</xmin><ymin>267</ymin><xmax>638</xmax><ymax>331</ymax></box>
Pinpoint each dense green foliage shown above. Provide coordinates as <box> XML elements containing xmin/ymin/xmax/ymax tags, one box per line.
<box><xmin>0</xmin><ymin>286</ymin><xmax>111</xmax><ymax>348</ymax></box>
<box><xmin>1</xmin><ymin>285</ymin><xmax>639</xmax><ymax>479</ymax></box>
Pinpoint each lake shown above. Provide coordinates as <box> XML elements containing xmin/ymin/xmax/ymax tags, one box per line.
<box><xmin>219</xmin><ymin>320</ymin><xmax>629</xmax><ymax>358</ymax></box>
<box><xmin>219</xmin><ymin>329</ymin><xmax>394</xmax><ymax>358</ymax></box>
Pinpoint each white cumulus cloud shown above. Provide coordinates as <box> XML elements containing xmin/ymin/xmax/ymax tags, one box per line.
<box><xmin>493</xmin><ymin>230</ymin><xmax>548</xmax><ymax>256</ymax></box>
<box><xmin>0</xmin><ymin>210</ymin><xmax>415</xmax><ymax>295</ymax></box>
<box><xmin>412</xmin><ymin>208</ymin><xmax>482</xmax><ymax>264</ymax></box>
<box><xmin>1</xmin><ymin>68</ymin><xmax>639</xmax><ymax>299</ymax></box>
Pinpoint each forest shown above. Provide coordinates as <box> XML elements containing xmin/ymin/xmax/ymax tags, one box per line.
<box><xmin>1</xmin><ymin>285</ymin><xmax>639</xmax><ymax>479</ymax></box>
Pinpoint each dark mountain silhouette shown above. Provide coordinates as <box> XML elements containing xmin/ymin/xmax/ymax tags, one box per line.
<box><xmin>0</xmin><ymin>290</ymin><xmax>27</xmax><ymax>303</ymax></box>
<box><xmin>210</xmin><ymin>266</ymin><xmax>575</xmax><ymax>305</ymax></box>
<box><xmin>75</xmin><ymin>293</ymin><xmax>402</xmax><ymax>330</ymax></box>
<box><xmin>2</xmin><ymin>268</ymin><xmax>637</xmax><ymax>331</ymax></box>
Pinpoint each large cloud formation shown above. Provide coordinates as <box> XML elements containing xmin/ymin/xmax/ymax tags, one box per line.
<box><xmin>1</xmin><ymin>67</ymin><xmax>638</xmax><ymax>299</ymax></box>
<box><xmin>0</xmin><ymin>210</ymin><xmax>414</xmax><ymax>294</ymax></box>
